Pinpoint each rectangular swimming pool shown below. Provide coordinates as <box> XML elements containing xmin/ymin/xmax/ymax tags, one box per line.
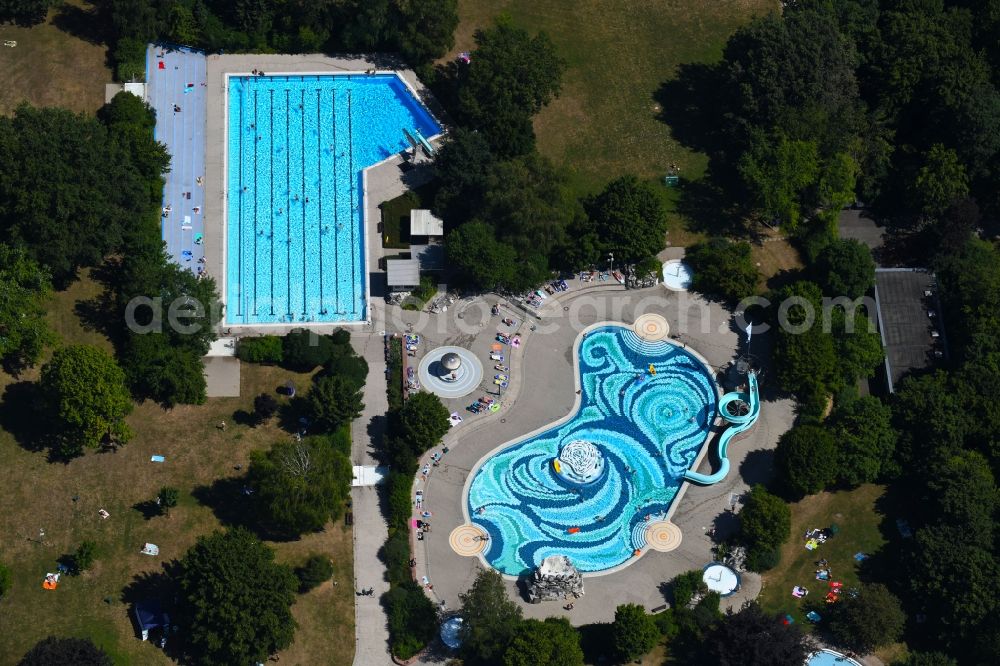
<box><xmin>224</xmin><ymin>73</ymin><xmax>440</xmax><ymax>325</ymax></box>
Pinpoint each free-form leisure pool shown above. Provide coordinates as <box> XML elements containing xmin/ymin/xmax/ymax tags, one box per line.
<box><xmin>225</xmin><ymin>74</ymin><xmax>440</xmax><ymax>325</ymax></box>
<box><xmin>466</xmin><ymin>326</ymin><xmax>719</xmax><ymax>575</ymax></box>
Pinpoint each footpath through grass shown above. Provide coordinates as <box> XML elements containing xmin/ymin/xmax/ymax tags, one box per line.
<box><xmin>758</xmin><ymin>484</ymin><xmax>887</xmax><ymax>626</ymax></box>
<box><xmin>453</xmin><ymin>0</ymin><xmax>778</xmax><ymax>197</ymax></box>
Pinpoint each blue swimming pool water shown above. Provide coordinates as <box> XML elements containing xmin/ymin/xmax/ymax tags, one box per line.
<box><xmin>808</xmin><ymin>650</ymin><xmax>861</xmax><ymax>666</ymax></box>
<box><xmin>225</xmin><ymin>74</ymin><xmax>440</xmax><ymax>325</ymax></box>
<box><xmin>467</xmin><ymin>326</ymin><xmax>719</xmax><ymax>575</ymax></box>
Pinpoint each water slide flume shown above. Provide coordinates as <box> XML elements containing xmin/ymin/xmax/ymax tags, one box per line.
<box><xmin>683</xmin><ymin>372</ymin><xmax>760</xmax><ymax>485</ymax></box>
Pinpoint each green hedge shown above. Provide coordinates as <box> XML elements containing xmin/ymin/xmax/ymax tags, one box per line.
<box><xmin>237</xmin><ymin>336</ymin><xmax>284</xmax><ymax>363</ymax></box>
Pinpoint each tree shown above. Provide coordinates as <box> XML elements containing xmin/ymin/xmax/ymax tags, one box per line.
<box><xmin>0</xmin><ymin>244</ymin><xmax>55</xmax><ymax>371</ymax></box>
<box><xmin>0</xmin><ymin>105</ymin><xmax>163</xmax><ymax>286</ymax></box>
<box><xmin>433</xmin><ymin>128</ymin><xmax>497</xmax><ymax>227</ymax></box>
<box><xmin>39</xmin><ymin>345</ymin><xmax>133</xmax><ymax>457</ymax></box>
<box><xmin>827</xmin><ymin>583</ymin><xmax>905</xmax><ymax>654</ymax></box>
<box><xmin>704</xmin><ymin>602</ymin><xmax>810</xmax><ymax>666</ymax></box>
<box><xmin>503</xmin><ymin>617</ymin><xmax>584</xmax><ymax>666</ymax></box>
<box><xmin>911</xmin><ymin>144</ymin><xmax>970</xmax><ymax>220</ymax></box>
<box><xmin>253</xmin><ymin>393</ymin><xmax>279</xmax><ymax>424</ymax></box>
<box><xmin>120</xmin><ymin>333</ymin><xmax>207</xmax><ymax>406</ymax></box>
<box><xmin>670</xmin><ymin>570</ymin><xmax>709</xmax><ymax>608</ymax></box>
<box><xmin>893</xmin><ymin>653</ymin><xmax>958</xmax><ymax>666</ymax></box>
<box><xmin>611</xmin><ymin>603</ymin><xmax>659</xmax><ymax>662</ymax></box>
<box><xmin>176</xmin><ymin>527</ymin><xmax>298</xmax><ymax>665</ymax></box>
<box><xmin>813</xmin><ymin>239</ymin><xmax>875</xmax><ymax>299</ymax></box>
<box><xmin>295</xmin><ymin>554</ymin><xmax>334</xmax><ymax>593</ymax></box>
<box><xmin>18</xmin><ymin>637</ymin><xmax>112</xmax><ymax>666</ymax></box>
<box><xmin>739</xmin><ymin>485</ymin><xmax>791</xmax><ymax>571</ymax></box>
<box><xmin>829</xmin><ymin>396</ymin><xmax>897</xmax><ymax>484</ymax></box>
<box><xmin>772</xmin><ymin>281</ymin><xmax>840</xmax><ymax>398</ymax></box>
<box><xmin>457</xmin><ymin>19</ymin><xmax>564</xmax><ymax>157</ymax></box>
<box><xmin>446</xmin><ymin>221</ymin><xmax>518</xmax><ymax>290</ymax></box>
<box><xmin>586</xmin><ymin>175</ymin><xmax>668</xmax><ymax>263</ymax></box>
<box><xmin>248</xmin><ymin>437</ymin><xmax>353</xmax><ymax>537</ymax></box>
<box><xmin>0</xmin><ymin>0</ymin><xmax>56</xmax><ymax>27</ymax></box>
<box><xmin>157</xmin><ymin>486</ymin><xmax>179</xmax><ymax>515</ymax></box>
<box><xmin>71</xmin><ymin>541</ymin><xmax>97</xmax><ymax>574</ymax></box>
<box><xmin>303</xmin><ymin>374</ymin><xmax>364</xmax><ymax>433</ymax></box>
<box><xmin>925</xmin><ymin>451</ymin><xmax>997</xmax><ymax>547</ymax></box>
<box><xmin>774</xmin><ymin>424</ymin><xmax>838</xmax><ymax>497</ymax></box>
<box><xmin>396</xmin><ymin>0</ymin><xmax>458</xmax><ymax>67</ymax></box>
<box><xmin>686</xmin><ymin>238</ymin><xmax>760</xmax><ymax>303</ymax></box>
<box><xmin>738</xmin><ymin>131</ymin><xmax>820</xmax><ymax>229</ymax></box>
<box><xmin>385</xmin><ymin>580</ymin><xmax>439</xmax><ymax>659</ymax></box>
<box><xmin>460</xmin><ymin>568</ymin><xmax>523</xmax><ymax>664</ymax></box>
<box><xmin>397</xmin><ymin>391</ymin><xmax>450</xmax><ymax>457</ymax></box>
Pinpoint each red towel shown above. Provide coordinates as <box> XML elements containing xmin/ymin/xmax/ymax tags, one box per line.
<box><xmin>158</xmin><ymin>62</ymin><xmax>165</xmax><ymax>70</ymax></box>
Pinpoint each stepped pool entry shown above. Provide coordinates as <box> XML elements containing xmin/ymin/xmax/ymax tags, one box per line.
<box><xmin>224</xmin><ymin>73</ymin><xmax>441</xmax><ymax>325</ymax></box>
<box><xmin>466</xmin><ymin>325</ymin><xmax>720</xmax><ymax>575</ymax></box>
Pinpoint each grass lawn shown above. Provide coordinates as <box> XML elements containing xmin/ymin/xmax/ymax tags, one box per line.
<box><xmin>758</xmin><ymin>484</ymin><xmax>887</xmax><ymax>627</ymax></box>
<box><xmin>0</xmin><ymin>272</ymin><xmax>354</xmax><ymax>665</ymax></box>
<box><xmin>452</xmin><ymin>0</ymin><xmax>778</xmax><ymax>198</ymax></box>
<box><xmin>0</xmin><ymin>2</ymin><xmax>111</xmax><ymax>116</ymax></box>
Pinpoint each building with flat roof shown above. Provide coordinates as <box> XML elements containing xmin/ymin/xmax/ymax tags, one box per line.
<box><xmin>872</xmin><ymin>268</ymin><xmax>948</xmax><ymax>392</ymax></box>
<box><xmin>387</xmin><ymin>258</ymin><xmax>420</xmax><ymax>291</ymax></box>
<box><xmin>409</xmin><ymin>209</ymin><xmax>443</xmax><ymax>238</ymax></box>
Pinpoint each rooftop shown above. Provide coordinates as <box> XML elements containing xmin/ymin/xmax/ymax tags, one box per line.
<box><xmin>387</xmin><ymin>258</ymin><xmax>420</xmax><ymax>287</ymax></box>
<box><xmin>410</xmin><ymin>209</ymin><xmax>443</xmax><ymax>236</ymax></box>
<box><xmin>873</xmin><ymin>268</ymin><xmax>946</xmax><ymax>392</ymax></box>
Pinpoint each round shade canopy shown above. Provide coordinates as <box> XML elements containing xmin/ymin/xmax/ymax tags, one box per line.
<box><xmin>440</xmin><ymin>616</ymin><xmax>463</xmax><ymax>650</ymax></box>
<box><xmin>441</xmin><ymin>352</ymin><xmax>462</xmax><ymax>371</ymax></box>
<box><xmin>702</xmin><ymin>563</ymin><xmax>740</xmax><ymax>596</ymax></box>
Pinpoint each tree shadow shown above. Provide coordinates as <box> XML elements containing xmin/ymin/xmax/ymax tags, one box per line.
<box><xmin>674</xmin><ymin>176</ymin><xmax>748</xmax><ymax>238</ymax></box>
<box><xmin>132</xmin><ymin>500</ymin><xmax>162</xmax><ymax>521</ymax></box>
<box><xmin>120</xmin><ymin>568</ymin><xmax>185</xmax><ymax>661</ymax></box>
<box><xmin>737</xmin><ymin>448</ymin><xmax>775</xmax><ymax>487</ymax></box>
<box><xmin>655</xmin><ymin>62</ymin><xmax>728</xmax><ymax>155</ymax></box>
<box><xmin>0</xmin><ymin>381</ymin><xmax>49</xmax><ymax>454</ymax></box>
<box><xmin>51</xmin><ymin>1</ymin><xmax>111</xmax><ymax>46</ymax></box>
<box><xmin>232</xmin><ymin>409</ymin><xmax>256</xmax><ymax>427</ymax></box>
<box><xmin>578</xmin><ymin>622</ymin><xmax>615</xmax><ymax>664</ymax></box>
<box><xmin>277</xmin><ymin>397</ymin><xmax>309</xmax><ymax>433</ymax></box>
<box><xmin>191</xmin><ymin>477</ymin><xmax>258</xmax><ymax>534</ymax></box>
<box><xmin>74</xmin><ymin>291</ymin><xmax>123</xmax><ymax>346</ymax></box>
<box><xmin>711</xmin><ymin>509</ymin><xmax>742</xmax><ymax>542</ymax></box>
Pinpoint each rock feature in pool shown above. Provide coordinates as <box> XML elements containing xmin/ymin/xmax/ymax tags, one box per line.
<box><xmin>467</xmin><ymin>325</ymin><xmax>719</xmax><ymax>575</ymax></box>
<box><xmin>553</xmin><ymin>440</ymin><xmax>606</xmax><ymax>485</ymax></box>
<box><xmin>526</xmin><ymin>555</ymin><xmax>584</xmax><ymax>603</ymax></box>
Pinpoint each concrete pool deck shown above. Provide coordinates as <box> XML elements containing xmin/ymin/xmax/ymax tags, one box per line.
<box><xmin>387</xmin><ymin>286</ymin><xmax>794</xmax><ymax>627</ymax></box>
<box><xmin>202</xmin><ymin>53</ymin><xmax>444</xmax><ymax>333</ymax></box>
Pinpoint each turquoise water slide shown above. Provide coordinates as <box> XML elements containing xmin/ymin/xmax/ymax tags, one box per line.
<box><xmin>683</xmin><ymin>372</ymin><xmax>760</xmax><ymax>485</ymax></box>
<box><xmin>414</xmin><ymin>128</ymin><xmax>435</xmax><ymax>155</ymax></box>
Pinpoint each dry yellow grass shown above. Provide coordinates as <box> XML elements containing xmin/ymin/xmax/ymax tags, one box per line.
<box><xmin>0</xmin><ymin>2</ymin><xmax>111</xmax><ymax>116</ymax></box>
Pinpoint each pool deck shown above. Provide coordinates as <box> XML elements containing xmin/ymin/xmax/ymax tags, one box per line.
<box><xmin>202</xmin><ymin>53</ymin><xmax>444</xmax><ymax>332</ymax></box>
<box><xmin>380</xmin><ymin>286</ymin><xmax>795</xmax><ymax>631</ymax></box>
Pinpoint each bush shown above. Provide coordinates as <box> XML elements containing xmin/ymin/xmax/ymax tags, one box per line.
<box><xmin>611</xmin><ymin>603</ymin><xmax>659</xmax><ymax>662</ymax></box>
<box><xmin>72</xmin><ymin>541</ymin><xmax>97</xmax><ymax>574</ymax></box>
<box><xmin>114</xmin><ymin>37</ymin><xmax>147</xmax><ymax>82</ymax></box>
<box><xmin>324</xmin><ymin>353</ymin><xmax>369</xmax><ymax>391</ymax></box>
<box><xmin>384</xmin><ymin>581</ymin><xmax>439</xmax><ymax>660</ymax></box>
<box><xmin>670</xmin><ymin>570</ymin><xmax>708</xmax><ymax>607</ymax></box>
<box><xmin>295</xmin><ymin>554</ymin><xmax>334</xmax><ymax>593</ymax></box>
<box><xmin>157</xmin><ymin>486</ymin><xmax>179</xmax><ymax>515</ymax></box>
<box><xmin>282</xmin><ymin>329</ymin><xmax>334</xmax><ymax>371</ymax></box>
<box><xmin>827</xmin><ymin>583</ymin><xmax>906</xmax><ymax>654</ymax></box>
<box><xmin>238</xmin><ymin>336</ymin><xmax>284</xmax><ymax>363</ymax></box>
<box><xmin>382</xmin><ymin>529</ymin><xmax>412</xmax><ymax>587</ymax></box>
<box><xmin>686</xmin><ymin>238</ymin><xmax>760</xmax><ymax>303</ymax></box>
<box><xmin>303</xmin><ymin>374</ymin><xmax>364</xmax><ymax>433</ymax></box>
<box><xmin>739</xmin><ymin>485</ymin><xmax>790</xmax><ymax>569</ymax></box>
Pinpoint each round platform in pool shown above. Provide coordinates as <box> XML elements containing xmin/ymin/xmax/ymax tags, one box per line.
<box><xmin>662</xmin><ymin>260</ymin><xmax>693</xmax><ymax>291</ymax></box>
<box><xmin>702</xmin><ymin>563</ymin><xmax>740</xmax><ymax>596</ymax></box>
<box><xmin>418</xmin><ymin>346</ymin><xmax>483</xmax><ymax>399</ymax></box>
<box><xmin>467</xmin><ymin>325</ymin><xmax>719</xmax><ymax>575</ymax></box>
<box><xmin>633</xmin><ymin>313</ymin><xmax>670</xmax><ymax>341</ymax></box>
<box><xmin>808</xmin><ymin>649</ymin><xmax>862</xmax><ymax>666</ymax></box>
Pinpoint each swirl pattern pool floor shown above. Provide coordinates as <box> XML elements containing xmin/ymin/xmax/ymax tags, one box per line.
<box><xmin>467</xmin><ymin>325</ymin><xmax>718</xmax><ymax>575</ymax></box>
